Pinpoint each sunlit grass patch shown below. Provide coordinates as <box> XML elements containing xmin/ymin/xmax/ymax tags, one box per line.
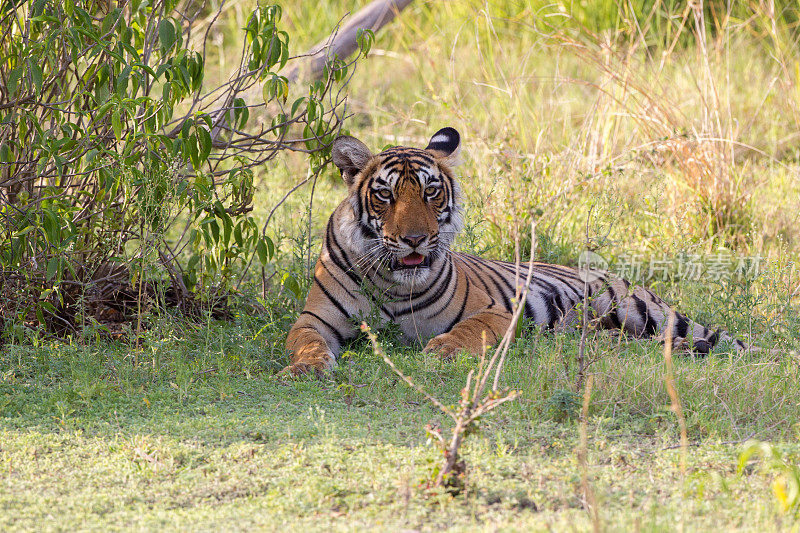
<box><xmin>2</xmin><ymin>333</ymin><xmax>799</xmax><ymax>530</ymax></box>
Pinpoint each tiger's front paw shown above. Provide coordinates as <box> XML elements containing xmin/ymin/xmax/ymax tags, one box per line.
<box><xmin>279</xmin><ymin>343</ymin><xmax>335</xmax><ymax>379</ymax></box>
<box><xmin>423</xmin><ymin>333</ymin><xmax>471</xmax><ymax>359</ymax></box>
<box><xmin>278</xmin><ymin>360</ymin><xmax>328</xmax><ymax>379</ymax></box>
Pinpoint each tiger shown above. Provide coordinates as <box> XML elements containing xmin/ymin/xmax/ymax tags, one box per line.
<box><xmin>282</xmin><ymin>127</ymin><xmax>751</xmax><ymax>376</ymax></box>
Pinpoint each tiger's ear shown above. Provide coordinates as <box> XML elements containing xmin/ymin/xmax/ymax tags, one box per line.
<box><xmin>425</xmin><ymin>127</ymin><xmax>462</xmax><ymax>167</ymax></box>
<box><xmin>332</xmin><ymin>135</ymin><xmax>373</xmax><ymax>186</ymax></box>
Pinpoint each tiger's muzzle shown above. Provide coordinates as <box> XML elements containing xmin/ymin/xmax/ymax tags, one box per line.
<box><xmin>390</xmin><ymin>252</ymin><xmax>432</xmax><ymax>271</ymax></box>
<box><xmin>387</xmin><ymin>232</ymin><xmax>437</xmax><ymax>271</ymax></box>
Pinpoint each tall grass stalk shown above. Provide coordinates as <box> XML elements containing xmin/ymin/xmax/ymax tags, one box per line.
<box><xmin>663</xmin><ymin>310</ymin><xmax>688</xmax><ymax>475</ymax></box>
<box><xmin>578</xmin><ymin>374</ymin><xmax>600</xmax><ymax>533</ymax></box>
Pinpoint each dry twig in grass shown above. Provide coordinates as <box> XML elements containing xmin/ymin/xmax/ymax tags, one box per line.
<box><xmin>361</xmin><ymin>219</ymin><xmax>537</xmax><ymax>491</ymax></box>
<box><xmin>362</xmin><ymin>323</ymin><xmax>522</xmax><ymax>492</ymax></box>
<box><xmin>575</xmin><ymin>203</ymin><xmax>609</xmax><ymax>391</ymax></box>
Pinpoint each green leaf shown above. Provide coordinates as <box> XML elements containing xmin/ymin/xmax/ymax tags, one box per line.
<box><xmin>43</xmin><ymin>209</ymin><xmax>59</xmax><ymax>243</ymax></box>
<box><xmin>265</xmin><ymin>33</ymin><xmax>282</xmax><ymax>69</ymax></box>
<box><xmin>29</xmin><ymin>62</ymin><xmax>43</xmax><ymax>95</ymax></box>
<box><xmin>134</xmin><ymin>62</ymin><xmax>157</xmax><ymax>78</ymax></box>
<box><xmin>270</xmin><ymin>113</ymin><xmax>288</xmax><ymax>137</ymax></box>
<box><xmin>200</xmin><ymin>225</ymin><xmax>213</xmax><ymax>247</ymax></box>
<box><xmin>46</xmin><ymin>257</ymin><xmax>60</xmax><ymax>281</ymax></box>
<box><xmin>282</xmin><ymin>273</ymin><xmax>301</xmax><ymax>300</ymax></box>
<box><xmin>14</xmin><ymin>225</ymin><xmax>37</xmax><ymax>237</ymax></box>
<box><xmin>290</xmin><ymin>97</ymin><xmax>306</xmax><ymax>117</ymax></box>
<box><xmin>250</xmin><ymin>37</ymin><xmax>261</xmax><ymax>71</ymax></box>
<box><xmin>208</xmin><ymin>219</ymin><xmax>220</xmax><ymax>243</ymax></box>
<box><xmin>197</xmin><ymin>113</ymin><xmax>212</xmax><ymax>129</ymax></box>
<box><xmin>101</xmin><ymin>9</ymin><xmax>120</xmax><ymax>34</ymax></box>
<box><xmin>212</xmin><ymin>200</ymin><xmax>226</xmax><ymax>218</ymax></box>
<box><xmin>196</xmin><ymin>125</ymin><xmax>211</xmax><ymax>163</ymax></box>
<box><xmin>265</xmin><ymin>236</ymin><xmax>275</xmax><ymax>259</ymax></box>
<box><xmin>234</xmin><ymin>223</ymin><xmax>243</xmax><ymax>247</ymax></box>
<box><xmin>233</xmin><ymin>97</ymin><xmax>249</xmax><ymax>129</ymax></box>
<box><xmin>159</xmin><ymin>19</ymin><xmax>176</xmax><ymax>53</ymax></box>
<box><xmin>155</xmin><ymin>63</ymin><xmax>170</xmax><ymax>80</ymax></box>
<box><xmin>8</xmin><ymin>68</ymin><xmax>22</xmax><ymax>95</ymax></box>
<box><xmin>255</xmin><ymin>239</ymin><xmax>268</xmax><ymax>265</ymax></box>
<box><xmin>0</xmin><ymin>143</ymin><xmax>10</xmax><ymax>163</ymax></box>
<box><xmin>356</xmin><ymin>28</ymin><xmax>375</xmax><ymax>56</ymax></box>
<box><xmin>181</xmin><ymin>118</ymin><xmax>193</xmax><ymax>142</ymax></box>
<box><xmin>265</xmin><ymin>5</ymin><xmax>282</xmax><ymax>24</ymax></box>
<box><xmin>263</xmin><ymin>74</ymin><xmax>288</xmax><ymax>104</ymax></box>
<box><xmin>115</xmin><ymin>65</ymin><xmax>131</xmax><ymax>95</ymax></box>
<box><xmin>279</xmin><ymin>33</ymin><xmax>290</xmax><ymax>69</ymax></box>
<box><xmin>221</xmin><ymin>212</ymin><xmax>232</xmax><ymax>245</ymax></box>
<box><xmin>245</xmin><ymin>12</ymin><xmax>258</xmax><ymax>42</ymax></box>
<box><xmin>178</xmin><ymin>63</ymin><xmax>192</xmax><ymax>92</ymax></box>
<box><xmin>188</xmin><ymin>136</ymin><xmax>199</xmax><ymax>169</ymax></box>
<box><xmin>306</xmin><ymin>100</ymin><xmax>316</xmax><ymax>122</ymax></box>
<box><xmin>112</xmin><ymin>110</ymin><xmax>122</xmax><ymax>140</ymax></box>
<box><xmin>191</xmin><ymin>56</ymin><xmax>204</xmax><ymax>92</ymax></box>
<box><xmin>95</xmin><ymin>102</ymin><xmax>114</xmax><ymax>122</ymax></box>
<box><xmin>31</xmin><ymin>0</ymin><xmax>46</xmax><ymax>17</ymax></box>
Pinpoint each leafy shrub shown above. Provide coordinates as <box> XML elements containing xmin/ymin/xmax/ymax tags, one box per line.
<box><xmin>0</xmin><ymin>0</ymin><xmax>369</xmax><ymax>341</ymax></box>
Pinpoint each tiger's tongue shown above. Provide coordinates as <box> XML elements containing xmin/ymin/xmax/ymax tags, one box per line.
<box><xmin>400</xmin><ymin>252</ymin><xmax>425</xmax><ymax>266</ymax></box>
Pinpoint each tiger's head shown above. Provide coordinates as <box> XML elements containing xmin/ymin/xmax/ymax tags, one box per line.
<box><xmin>331</xmin><ymin>127</ymin><xmax>464</xmax><ymax>285</ymax></box>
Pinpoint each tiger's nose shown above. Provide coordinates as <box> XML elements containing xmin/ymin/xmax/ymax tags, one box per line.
<box><xmin>400</xmin><ymin>234</ymin><xmax>427</xmax><ymax>248</ymax></box>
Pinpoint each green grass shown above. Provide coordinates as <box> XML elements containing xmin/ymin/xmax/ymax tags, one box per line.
<box><xmin>2</xmin><ymin>320</ymin><xmax>800</xmax><ymax>530</ymax></box>
<box><xmin>4</xmin><ymin>0</ymin><xmax>800</xmax><ymax>529</ymax></box>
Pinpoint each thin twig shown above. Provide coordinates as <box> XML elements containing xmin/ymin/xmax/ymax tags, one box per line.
<box><xmin>362</xmin><ymin>324</ymin><xmax>455</xmax><ymax>419</ymax></box>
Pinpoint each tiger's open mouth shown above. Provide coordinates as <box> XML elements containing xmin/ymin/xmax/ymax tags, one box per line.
<box><xmin>391</xmin><ymin>252</ymin><xmax>431</xmax><ymax>270</ymax></box>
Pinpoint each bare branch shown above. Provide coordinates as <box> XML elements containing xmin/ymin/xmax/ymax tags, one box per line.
<box><xmin>285</xmin><ymin>0</ymin><xmax>414</xmax><ymax>83</ymax></box>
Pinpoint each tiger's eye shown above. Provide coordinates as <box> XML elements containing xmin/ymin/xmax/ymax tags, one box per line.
<box><xmin>424</xmin><ymin>186</ymin><xmax>438</xmax><ymax>197</ymax></box>
<box><xmin>374</xmin><ymin>189</ymin><xmax>392</xmax><ymax>201</ymax></box>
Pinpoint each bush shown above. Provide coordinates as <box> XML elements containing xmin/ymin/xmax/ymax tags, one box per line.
<box><xmin>0</xmin><ymin>0</ymin><xmax>368</xmax><ymax>342</ymax></box>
